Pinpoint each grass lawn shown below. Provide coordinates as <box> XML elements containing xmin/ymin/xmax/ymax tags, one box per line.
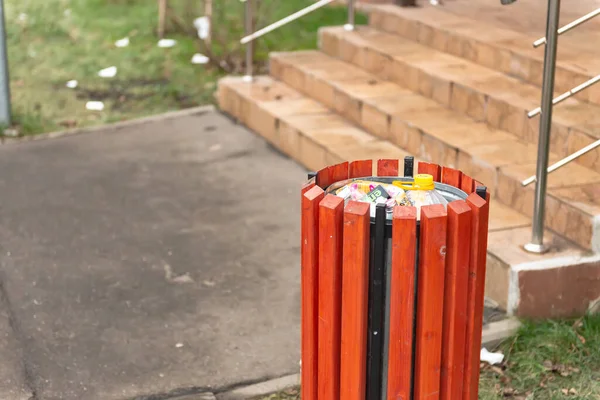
<box><xmin>254</xmin><ymin>314</ymin><xmax>600</xmax><ymax>399</ymax></box>
<box><xmin>4</xmin><ymin>0</ymin><xmax>366</xmax><ymax>135</ymax></box>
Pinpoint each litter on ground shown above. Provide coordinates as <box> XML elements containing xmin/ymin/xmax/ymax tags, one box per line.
<box><xmin>191</xmin><ymin>53</ymin><xmax>210</xmax><ymax>65</ymax></box>
<box><xmin>66</xmin><ymin>80</ymin><xmax>78</xmax><ymax>89</ymax></box>
<box><xmin>194</xmin><ymin>16</ymin><xmax>210</xmax><ymax>39</ymax></box>
<box><xmin>480</xmin><ymin>348</ymin><xmax>505</xmax><ymax>365</ymax></box>
<box><xmin>98</xmin><ymin>66</ymin><xmax>117</xmax><ymax>78</ymax></box>
<box><xmin>115</xmin><ymin>37</ymin><xmax>130</xmax><ymax>48</ymax></box>
<box><xmin>86</xmin><ymin>101</ymin><xmax>105</xmax><ymax>111</ymax></box>
<box><xmin>157</xmin><ymin>39</ymin><xmax>177</xmax><ymax>48</ymax></box>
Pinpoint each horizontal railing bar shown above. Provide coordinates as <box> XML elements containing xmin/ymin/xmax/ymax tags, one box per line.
<box><xmin>522</xmin><ymin>138</ymin><xmax>600</xmax><ymax>186</ymax></box>
<box><xmin>533</xmin><ymin>7</ymin><xmax>600</xmax><ymax>47</ymax></box>
<box><xmin>527</xmin><ymin>74</ymin><xmax>600</xmax><ymax>118</ymax></box>
<box><xmin>240</xmin><ymin>0</ymin><xmax>335</xmax><ymax>44</ymax></box>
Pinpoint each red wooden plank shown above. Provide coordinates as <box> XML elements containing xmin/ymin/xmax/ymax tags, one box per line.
<box><xmin>318</xmin><ymin>194</ymin><xmax>345</xmax><ymax>400</ymax></box>
<box><xmin>377</xmin><ymin>159</ymin><xmax>399</xmax><ymax>176</ymax></box>
<box><xmin>302</xmin><ymin>181</ymin><xmax>315</xmax><ymax>196</ymax></box>
<box><xmin>441</xmin><ymin>167</ymin><xmax>463</xmax><ymax>189</ymax></box>
<box><xmin>460</xmin><ymin>175</ymin><xmax>474</xmax><ymax>194</ymax></box>
<box><xmin>331</xmin><ymin>161</ymin><xmax>349</xmax><ymax>184</ymax></box>
<box><xmin>440</xmin><ymin>201</ymin><xmax>472</xmax><ymax>400</ymax></box>
<box><xmin>316</xmin><ymin>166</ymin><xmax>333</xmax><ymax>189</ymax></box>
<box><xmin>414</xmin><ymin>204</ymin><xmax>447</xmax><ymax>400</ymax></box>
<box><xmin>387</xmin><ymin>206</ymin><xmax>418</xmax><ymax>400</ymax></box>
<box><xmin>301</xmin><ymin>186</ymin><xmax>325</xmax><ymax>400</ymax></box>
<box><xmin>418</xmin><ymin>162</ymin><xmax>442</xmax><ymax>181</ymax></box>
<box><xmin>340</xmin><ymin>201</ymin><xmax>371</xmax><ymax>400</ymax></box>
<box><xmin>463</xmin><ymin>193</ymin><xmax>490</xmax><ymax>400</ymax></box>
<box><xmin>349</xmin><ymin>159</ymin><xmax>373</xmax><ymax>178</ymax></box>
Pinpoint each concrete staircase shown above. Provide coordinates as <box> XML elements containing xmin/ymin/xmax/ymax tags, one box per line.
<box><xmin>218</xmin><ymin>3</ymin><xmax>600</xmax><ymax>318</ymax></box>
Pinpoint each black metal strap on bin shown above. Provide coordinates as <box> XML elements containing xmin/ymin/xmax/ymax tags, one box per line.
<box><xmin>476</xmin><ymin>185</ymin><xmax>487</xmax><ymax>200</ymax></box>
<box><xmin>366</xmin><ymin>203</ymin><xmax>387</xmax><ymax>400</ymax></box>
<box><xmin>404</xmin><ymin>156</ymin><xmax>414</xmax><ymax>177</ymax></box>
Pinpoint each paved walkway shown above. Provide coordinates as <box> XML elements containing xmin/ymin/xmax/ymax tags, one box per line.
<box><xmin>0</xmin><ymin>109</ymin><xmax>305</xmax><ymax>400</ymax></box>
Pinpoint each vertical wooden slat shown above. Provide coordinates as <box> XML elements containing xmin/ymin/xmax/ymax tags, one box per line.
<box><xmin>340</xmin><ymin>201</ymin><xmax>371</xmax><ymax>400</ymax></box>
<box><xmin>316</xmin><ymin>166</ymin><xmax>333</xmax><ymax>189</ymax></box>
<box><xmin>377</xmin><ymin>159</ymin><xmax>399</xmax><ymax>176</ymax></box>
<box><xmin>301</xmin><ymin>186</ymin><xmax>325</xmax><ymax>400</ymax></box>
<box><xmin>418</xmin><ymin>162</ymin><xmax>442</xmax><ymax>181</ymax></box>
<box><xmin>331</xmin><ymin>161</ymin><xmax>349</xmax><ymax>183</ymax></box>
<box><xmin>440</xmin><ymin>201</ymin><xmax>472</xmax><ymax>400</ymax></box>
<box><xmin>349</xmin><ymin>159</ymin><xmax>373</xmax><ymax>178</ymax></box>
<box><xmin>441</xmin><ymin>167</ymin><xmax>463</xmax><ymax>188</ymax></box>
<box><xmin>318</xmin><ymin>194</ymin><xmax>345</xmax><ymax>400</ymax></box>
<box><xmin>463</xmin><ymin>193</ymin><xmax>490</xmax><ymax>400</ymax></box>
<box><xmin>387</xmin><ymin>207</ymin><xmax>418</xmax><ymax>400</ymax></box>
<box><xmin>460</xmin><ymin>175</ymin><xmax>474</xmax><ymax>194</ymax></box>
<box><xmin>414</xmin><ymin>204</ymin><xmax>447</xmax><ymax>400</ymax></box>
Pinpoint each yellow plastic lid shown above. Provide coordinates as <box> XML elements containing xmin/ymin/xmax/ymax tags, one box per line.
<box><xmin>393</xmin><ymin>174</ymin><xmax>435</xmax><ymax>191</ymax></box>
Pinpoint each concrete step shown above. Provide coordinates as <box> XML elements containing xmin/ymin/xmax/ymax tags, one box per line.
<box><xmin>269</xmin><ymin>50</ymin><xmax>600</xmax><ymax>252</ymax></box>
<box><xmin>318</xmin><ymin>26</ymin><xmax>600</xmax><ymax>173</ymax></box>
<box><xmin>217</xmin><ymin>75</ymin><xmax>600</xmax><ymax>318</ymax></box>
<box><xmin>368</xmin><ymin>4</ymin><xmax>600</xmax><ymax>107</ymax></box>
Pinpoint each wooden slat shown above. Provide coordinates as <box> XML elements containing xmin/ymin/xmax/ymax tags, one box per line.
<box><xmin>349</xmin><ymin>159</ymin><xmax>373</xmax><ymax>178</ymax></box>
<box><xmin>441</xmin><ymin>167</ymin><xmax>463</xmax><ymax>188</ymax></box>
<box><xmin>440</xmin><ymin>201</ymin><xmax>472</xmax><ymax>400</ymax></box>
<box><xmin>377</xmin><ymin>159</ymin><xmax>399</xmax><ymax>176</ymax></box>
<box><xmin>418</xmin><ymin>162</ymin><xmax>442</xmax><ymax>181</ymax></box>
<box><xmin>340</xmin><ymin>201</ymin><xmax>371</xmax><ymax>400</ymax></box>
<box><xmin>331</xmin><ymin>161</ymin><xmax>349</xmax><ymax>183</ymax></box>
<box><xmin>301</xmin><ymin>186</ymin><xmax>325</xmax><ymax>400</ymax></box>
<box><xmin>460</xmin><ymin>175</ymin><xmax>474</xmax><ymax>194</ymax></box>
<box><xmin>414</xmin><ymin>204</ymin><xmax>447</xmax><ymax>400</ymax></box>
<box><xmin>463</xmin><ymin>193</ymin><xmax>490</xmax><ymax>400</ymax></box>
<box><xmin>316</xmin><ymin>166</ymin><xmax>333</xmax><ymax>189</ymax></box>
<box><xmin>318</xmin><ymin>194</ymin><xmax>345</xmax><ymax>400</ymax></box>
<box><xmin>387</xmin><ymin>206</ymin><xmax>418</xmax><ymax>400</ymax></box>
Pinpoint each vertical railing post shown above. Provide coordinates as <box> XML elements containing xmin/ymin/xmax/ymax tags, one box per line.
<box><xmin>345</xmin><ymin>0</ymin><xmax>355</xmax><ymax>31</ymax></box>
<box><xmin>0</xmin><ymin>0</ymin><xmax>11</xmax><ymax>127</ymax></box>
<box><xmin>243</xmin><ymin>0</ymin><xmax>254</xmax><ymax>82</ymax></box>
<box><xmin>525</xmin><ymin>0</ymin><xmax>561</xmax><ymax>254</ymax></box>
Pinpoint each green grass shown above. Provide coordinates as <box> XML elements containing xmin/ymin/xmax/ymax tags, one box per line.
<box><xmin>253</xmin><ymin>315</ymin><xmax>600</xmax><ymax>400</ymax></box>
<box><xmin>4</xmin><ymin>0</ymin><xmax>366</xmax><ymax>135</ymax></box>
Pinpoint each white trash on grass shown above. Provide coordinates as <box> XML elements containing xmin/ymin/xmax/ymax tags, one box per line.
<box><xmin>98</xmin><ymin>66</ymin><xmax>117</xmax><ymax>78</ymax></box>
<box><xmin>480</xmin><ymin>348</ymin><xmax>504</xmax><ymax>365</ymax></box>
<box><xmin>18</xmin><ymin>13</ymin><xmax>27</xmax><ymax>22</ymax></box>
<box><xmin>191</xmin><ymin>53</ymin><xmax>210</xmax><ymax>65</ymax></box>
<box><xmin>66</xmin><ymin>80</ymin><xmax>78</xmax><ymax>89</ymax></box>
<box><xmin>86</xmin><ymin>101</ymin><xmax>105</xmax><ymax>111</ymax></box>
<box><xmin>157</xmin><ymin>39</ymin><xmax>177</xmax><ymax>48</ymax></box>
<box><xmin>193</xmin><ymin>16</ymin><xmax>210</xmax><ymax>39</ymax></box>
<box><xmin>115</xmin><ymin>37</ymin><xmax>130</xmax><ymax>48</ymax></box>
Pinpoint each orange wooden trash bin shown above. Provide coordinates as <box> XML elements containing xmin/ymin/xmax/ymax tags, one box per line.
<box><xmin>300</xmin><ymin>157</ymin><xmax>490</xmax><ymax>400</ymax></box>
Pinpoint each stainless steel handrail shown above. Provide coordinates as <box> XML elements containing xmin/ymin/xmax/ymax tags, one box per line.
<box><xmin>527</xmin><ymin>74</ymin><xmax>600</xmax><ymax>118</ymax></box>
<box><xmin>240</xmin><ymin>0</ymin><xmax>356</xmax><ymax>81</ymax></box>
<box><xmin>522</xmin><ymin>138</ymin><xmax>600</xmax><ymax>187</ymax></box>
<box><xmin>533</xmin><ymin>7</ymin><xmax>600</xmax><ymax>47</ymax></box>
<box><xmin>524</xmin><ymin>0</ymin><xmax>561</xmax><ymax>255</ymax></box>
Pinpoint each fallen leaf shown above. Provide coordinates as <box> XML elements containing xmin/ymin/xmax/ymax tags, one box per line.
<box><xmin>577</xmin><ymin>334</ymin><xmax>586</xmax><ymax>344</ymax></box>
<box><xmin>562</xmin><ymin>389</ymin><xmax>568</xmax><ymax>395</ymax></box>
<box><xmin>59</xmin><ymin>120</ymin><xmax>78</xmax><ymax>128</ymax></box>
<box><xmin>543</xmin><ymin>360</ymin><xmax>553</xmax><ymax>370</ymax></box>
<box><xmin>569</xmin><ymin>388</ymin><xmax>578</xmax><ymax>395</ymax></box>
<box><xmin>202</xmin><ymin>280</ymin><xmax>216</xmax><ymax>287</ymax></box>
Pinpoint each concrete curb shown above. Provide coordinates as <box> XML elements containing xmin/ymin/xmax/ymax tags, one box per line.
<box><xmin>216</xmin><ymin>318</ymin><xmax>520</xmax><ymax>399</ymax></box>
<box><xmin>216</xmin><ymin>374</ymin><xmax>300</xmax><ymax>400</ymax></box>
<box><xmin>0</xmin><ymin>105</ymin><xmax>216</xmax><ymax>146</ymax></box>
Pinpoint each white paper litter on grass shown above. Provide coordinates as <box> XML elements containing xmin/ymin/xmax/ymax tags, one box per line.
<box><xmin>98</xmin><ymin>66</ymin><xmax>117</xmax><ymax>78</ymax></box>
<box><xmin>480</xmin><ymin>348</ymin><xmax>504</xmax><ymax>365</ymax></box>
<box><xmin>191</xmin><ymin>53</ymin><xmax>209</xmax><ymax>65</ymax></box>
<box><xmin>86</xmin><ymin>101</ymin><xmax>105</xmax><ymax>111</ymax></box>
<box><xmin>115</xmin><ymin>37</ymin><xmax>130</xmax><ymax>48</ymax></box>
<box><xmin>66</xmin><ymin>80</ymin><xmax>78</xmax><ymax>89</ymax></box>
<box><xmin>193</xmin><ymin>16</ymin><xmax>210</xmax><ymax>39</ymax></box>
<box><xmin>157</xmin><ymin>39</ymin><xmax>177</xmax><ymax>48</ymax></box>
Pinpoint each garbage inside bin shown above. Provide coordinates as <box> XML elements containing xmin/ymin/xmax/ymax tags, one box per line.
<box><xmin>328</xmin><ymin>174</ymin><xmax>450</xmax><ymax>219</ymax></box>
